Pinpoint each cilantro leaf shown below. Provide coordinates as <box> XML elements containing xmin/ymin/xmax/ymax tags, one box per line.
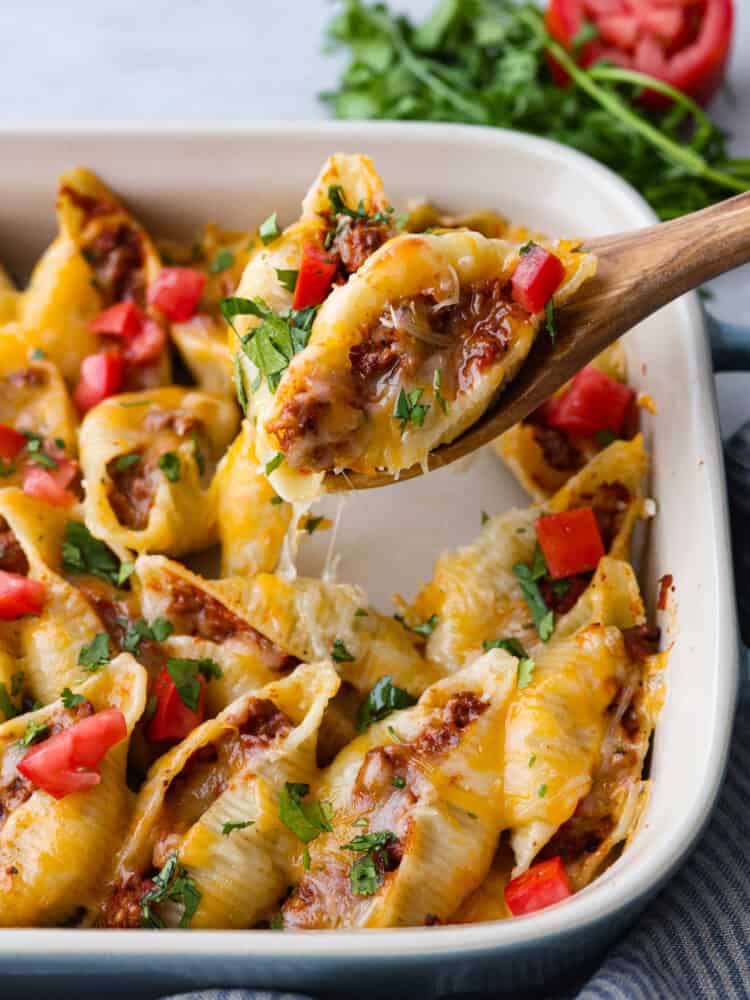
<box><xmin>545</xmin><ymin>300</ymin><xmax>556</xmax><ymax>341</ymax></box>
<box><xmin>259</xmin><ymin>212</ymin><xmax>280</xmax><ymax>245</ymax></box>
<box><xmin>0</xmin><ymin>682</ymin><xmax>18</xmax><ymax>721</ymax></box>
<box><xmin>517</xmin><ymin>658</ymin><xmax>536</xmax><ymax>689</ymax></box>
<box><xmin>232</xmin><ymin>353</ymin><xmax>248</xmax><ymax>415</ymax></box>
<box><xmin>342</xmin><ymin>829</ymin><xmax>397</xmax><ymax>897</ymax></box>
<box><xmin>304</xmin><ymin>515</ymin><xmax>324</xmax><ymax>535</ymax></box>
<box><xmin>513</xmin><ymin>562</ymin><xmax>555</xmax><ymax>642</ymax></box>
<box><xmin>166</xmin><ymin>658</ymin><xmax>223</xmax><ymax>712</ymax></box>
<box><xmin>78</xmin><ymin>633</ymin><xmax>111</xmax><ymax>671</ymax></box>
<box><xmin>331</xmin><ymin>638</ymin><xmax>355</xmax><ymax>663</ymax></box>
<box><xmin>114</xmin><ymin>453</ymin><xmax>140</xmax><ymax>472</ymax></box>
<box><xmin>265</xmin><ymin>452</ymin><xmax>284</xmax><ymax>475</ymax></box>
<box><xmin>140</xmin><ymin>853</ymin><xmax>201</xmax><ymax>928</ymax></box>
<box><xmin>221</xmin><ymin>820</ymin><xmax>255</xmax><ymax>836</ymax></box>
<box><xmin>393</xmin><ymin>387</ymin><xmax>430</xmax><ymax>433</ymax></box>
<box><xmin>18</xmin><ymin>719</ymin><xmax>48</xmax><ymax>747</ymax></box>
<box><xmin>278</xmin><ymin>782</ymin><xmax>333</xmax><ymax>857</ymax></box>
<box><xmin>433</xmin><ymin>367</ymin><xmax>448</xmax><ymax>414</ymax></box>
<box><xmin>483</xmin><ymin>636</ymin><xmax>527</xmax><ymax>658</ymax></box>
<box><xmin>62</xmin><ymin>521</ymin><xmax>129</xmax><ymax>589</ymax></box>
<box><xmin>357</xmin><ymin>675</ymin><xmax>416</xmax><ymax>732</ymax></box>
<box><xmin>275</xmin><ymin>268</ymin><xmax>299</xmax><ymax>293</ymax></box>
<box><xmin>210</xmin><ymin>248</ymin><xmax>235</xmax><ymax>273</ymax></box>
<box><xmin>61</xmin><ymin>687</ymin><xmax>85</xmax><ymax>709</ymax></box>
<box><xmin>158</xmin><ymin>452</ymin><xmax>181</xmax><ymax>483</ymax></box>
<box><xmin>395</xmin><ymin>613</ymin><xmax>438</xmax><ymax>637</ymax></box>
<box><xmin>122</xmin><ymin>617</ymin><xmax>174</xmax><ymax>655</ymax></box>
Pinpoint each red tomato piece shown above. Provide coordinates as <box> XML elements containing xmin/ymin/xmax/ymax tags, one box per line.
<box><xmin>73</xmin><ymin>351</ymin><xmax>125</xmax><ymax>414</ymax></box>
<box><xmin>0</xmin><ymin>571</ymin><xmax>45</xmax><ymax>619</ymax></box>
<box><xmin>511</xmin><ymin>246</ymin><xmax>566</xmax><ymax>314</ymax></box>
<box><xmin>293</xmin><ymin>243</ymin><xmax>338</xmax><ymax>310</ymax></box>
<box><xmin>16</xmin><ymin>707</ymin><xmax>127</xmax><ymax>800</ymax></box>
<box><xmin>505</xmin><ymin>857</ymin><xmax>573</xmax><ymax>917</ymax></box>
<box><xmin>544</xmin><ymin>365</ymin><xmax>635</xmax><ymax>438</ymax></box>
<box><xmin>22</xmin><ymin>466</ymin><xmax>76</xmax><ymax>508</ymax></box>
<box><xmin>147</xmin><ymin>667</ymin><xmax>205</xmax><ymax>743</ymax></box>
<box><xmin>536</xmin><ymin>507</ymin><xmax>606</xmax><ymax>579</ymax></box>
<box><xmin>148</xmin><ymin>268</ymin><xmax>207</xmax><ymax>322</ymax></box>
<box><xmin>0</xmin><ymin>424</ymin><xmax>27</xmax><ymax>460</ymax></box>
<box><xmin>89</xmin><ymin>301</ymin><xmax>144</xmax><ymax>339</ymax></box>
<box><xmin>122</xmin><ymin>318</ymin><xmax>167</xmax><ymax>367</ymax></box>
<box><xmin>545</xmin><ymin>0</ymin><xmax>733</xmax><ymax>106</ymax></box>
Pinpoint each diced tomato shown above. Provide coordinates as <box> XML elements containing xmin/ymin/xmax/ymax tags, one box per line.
<box><xmin>293</xmin><ymin>243</ymin><xmax>338</xmax><ymax>310</ymax></box>
<box><xmin>148</xmin><ymin>267</ymin><xmax>207</xmax><ymax>322</ymax></box>
<box><xmin>147</xmin><ymin>667</ymin><xmax>205</xmax><ymax>743</ymax></box>
<box><xmin>17</xmin><ymin>707</ymin><xmax>127</xmax><ymax>800</ymax></box>
<box><xmin>511</xmin><ymin>246</ymin><xmax>566</xmax><ymax>314</ymax></box>
<box><xmin>73</xmin><ymin>351</ymin><xmax>125</xmax><ymax>414</ymax></box>
<box><xmin>0</xmin><ymin>424</ymin><xmax>27</xmax><ymax>460</ymax></box>
<box><xmin>89</xmin><ymin>301</ymin><xmax>144</xmax><ymax>339</ymax></box>
<box><xmin>122</xmin><ymin>318</ymin><xmax>167</xmax><ymax>367</ymax></box>
<box><xmin>536</xmin><ymin>507</ymin><xmax>606</xmax><ymax>579</ymax></box>
<box><xmin>0</xmin><ymin>571</ymin><xmax>45</xmax><ymax>619</ymax></box>
<box><xmin>505</xmin><ymin>857</ymin><xmax>573</xmax><ymax>917</ymax></box>
<box><xmin>545</xmin><ymin>0</ymin><xmax>733</xmax><ymax>106</ymax></box>
<box><xmin>22</xmin><ymin>465</ymin><xmax>77</xmax><ymax>508</ymax></box>
<box><xmin>544</xmin><ymin>365</ymin><xmax>635</xmax><ymax>438</ymax></box>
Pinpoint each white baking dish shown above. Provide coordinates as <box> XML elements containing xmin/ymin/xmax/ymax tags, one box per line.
<box><xmin>0</xmin><ymin>123</ymin><xmax>738</xmax><ymax>999</ymax></box>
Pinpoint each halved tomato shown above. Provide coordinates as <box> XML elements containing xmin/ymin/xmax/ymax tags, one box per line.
<box><xmin>148</xmin><ymin>268</ymin><xmax>207</xmax><ymax>322</ymax></box>
<box><xmin>546</xmin><ymin>0</ymin><xmax>734</xmax><ymax>105</ymax></box>
<box><xmin>0</xmin><ymin>571</ymin><xmax>45</xmax><ymax>619</ymax></box>
<box><xmin>505</xmin><ymin>857</ymin><xmax>573</xmax><ymax>916</ymax></box>
<box><xmin>293</xmin><ymin>243</ymin><xmax>338</xmax><ymax>310</ymax></box>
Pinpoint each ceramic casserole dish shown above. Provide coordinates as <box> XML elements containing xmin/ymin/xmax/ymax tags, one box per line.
<box><xmin>0</xmin><ymin>122</ymin><xmax>738</xmax><ymax>999</ymax></box>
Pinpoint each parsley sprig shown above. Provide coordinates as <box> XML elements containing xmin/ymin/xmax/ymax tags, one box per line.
<box><xmin>323</xmin><ymin>0</ymin><xmax>750</xmax><ymax>222</ymax></box>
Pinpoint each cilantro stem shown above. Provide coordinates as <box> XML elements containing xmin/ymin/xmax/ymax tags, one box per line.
<box><xmin>537</xmin><ymin>22</ymin><xmax>750</xmax><ymax>197</ymax></box>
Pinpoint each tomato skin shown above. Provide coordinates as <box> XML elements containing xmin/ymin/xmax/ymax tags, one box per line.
<box><xmin>536</xmin><ymin>507</ymin><xmax>606</xmax><ymax>579</ymax></box>
<box><xmin>16</xmin><ymin>707</ymin><xmax>127</xmax><ymax>800</ymax></box>
<box><xmin>545</xmin><ymin>0</ymin><xmax>733</xmax><ymax>106</ymax></box>
<box><xmin>122</xmin><ymin>319</ymin><xmax>167</xmax><ymax>367</ymax></box>
<box><xmin>148</xmin><ymin>668</ymin><xmax>205</xmax><ymax>743</ymax></box>
<box><xmin>511</xmin><ymin>246</ymin><xmax>566</xmax><ymax>314</ymax></box>
<box><xmin>293</xmin><ymin>243</ymin><xmax>338</xmax><ymax>310</ymax></box>
<box><xmin>148</xmin><ymin>268</ymin><xmax>207</xmax><ymax>322</ymax></box>
<box><xmin>73</xmin><ymin>351</ymin><xmax>125</xmax><ymax>414</ymax></box>
<box><xmin>89</xmin><ymin>302</ymin><xmax>143</xmax><ymax>338</ymax></box>
<box><xmin>0</xmin><ymin>424</ymin><xmax>27</xmax><ymax>460</ymax></box>
<box><xmin>22</xmin><ymin>466</ymin><xmax>77</xmax><ymax>508</ymax></box>
<box><xmin>544</xmin><ymin>365</ymin><xmax>635</xmax><ymax>438</ymax></box>
<box><xmin>505</xmin><ymin>857</ymin><xmax>573</xmax><ymax>916</ymax></box>
<box><xmin>0</xmin><ymin>571</ymin><xmax>45</xmax><ymax>619</ymax></box>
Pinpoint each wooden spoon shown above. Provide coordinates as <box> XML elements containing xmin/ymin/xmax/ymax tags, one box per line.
<box><xmin>324</xmin><ymin>190</ymin><xmax>750</xmax><ymax>492</ymax></box>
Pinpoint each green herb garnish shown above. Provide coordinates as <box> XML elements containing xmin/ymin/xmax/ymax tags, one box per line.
<box><xmin>394</xmin><ymin>387</ymin><xmax>430</xmax><ymax>433</ymax></box>
<box><xmin>395</xmin><ymin>613</ymin><xmax>438</xmax><ymax>637</ymax></box>
<box><xmin>265</xmin><ymin>452</ymin><xmax>284</xmax><ymax>475</ymax></box>
<box><xmin>140</xmin><ymin>853</ymin><xmax>201</xmax><ymax>928</ymax></box>
<box><xmin>513</xmin><ymin>562</ymin><xmax>554</xmax><ymax>642</ymax></box>
<box><xmin>62</xmin><ymin>521</ymin><xmax>129</xmax><ymax>588</ymax></box>
<box><xmin>545</xmin><ymin>300</ymin><xmax>556</xmax><ymax>341</ymax></box>
<box><xmin>166</xmin><ymin>658</ymin><xmax>223</xmax><ymax>712</ymax></box>
<box><xmin>18</xmin><ymin>719</ymin><xmax>48</xmax><ymax>748</ymax></box>
<box><xmin>276</xmin><ymin>268</ymin><xmax>299</xmax><ymax>293</ymax></box>
<box><xmin>210</xmin><ymin>248</ymin><xmax>235</xmax><ymax>273</ymax></box>
<box><xmin>221</xmin><ymin>820</ymin><xmax>255</xmax><ymax>836</ymax></box>
<box><xmin>114</xmin><ymin>453</ymin><xmax>140</xmax><ymax>472</ymax></box>
<box><xmin>357</xmin><ymin>675</ymin><xmax>416</xmax><ymax>731</ymax></box>
<box><xmin>259</xmin><ymin>212</ymin><xmax>280</xmax><ymax>245</ymax></box>
<box><xmin>78</xmin><ymin>633</ymin><xmax>111</xmax><ymax>671</ymax></box>
<box><xmin>432</xmin><ymin>368</ymin><xmax>448</xmax><ymax>414</ymax></box>
<box><xmin>304</xmin><ymin>515</ymin><xmax>324</xmax><ymax>535</ymax></box>
<box><xmin>331</xmin><ymin>638</ymin><xmax>355</xmax><ymax>663</ymax></box>
<box><xmin>158</xmin><ymin>452</ymin><xmax>181</xmax><ymax>483</ymax></box>
<box><xmin>61</xmin><ymin>687</ymin><xmax>85</xmax><ymax>709</ymax></box>
<box><xmin>232</xmin><ymin>353</ymin><xmax>248</xmax><ymax>415</ymax></box>
<box><xmin>0</xmin><ymin>683</ymin><xmax>18</xmax><ymax>721</ymax></box>
<box><xmin>122</xmin><ymin>617</ymin><xmax>174</xmax><ymax>655</ymax></box>
<box><xmin>342</xmin><ymin>830</ymin><xmax>397</xmax><ymax>896</ymax></box>
<box><xmin>278</xmin><ymin>782</ymin><xmax>333</xmax><ymax>868</ymax></box>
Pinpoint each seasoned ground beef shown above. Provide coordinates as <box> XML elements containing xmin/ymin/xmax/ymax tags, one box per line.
<box><xmin>0</xmin><ymin>519</ymin><xmax>28</xmax><ymax>575</ymax></box>
<box><xmin>106</xmin><ymin>454</ymin><xmax>157</xmax><ymax>531</ymax></box>
<box><xmin>99</xmin><ymin>873</ymin><xmax>153</xmax><ymax>928</ymax></box>
<box><xmin>533</xmin><ymin>425</ymin><xmax>583</xmax><ymax>472</ymax></box>
<box><xmin>332</xmin><ymin>218</ymin><xmax>391</xmax><ymax>275</ymax></box>
<box><xmin>84</xmin><ymin>223</ymin><xmax>146</xmax><ymax>307</ymax></box>
<box><xmin>622</xmin><ymin>624</ymin><xmax>660</xmax><ymax>663</ymax></box>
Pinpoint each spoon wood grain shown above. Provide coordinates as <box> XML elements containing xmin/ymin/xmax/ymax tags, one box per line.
<box><xmin>324</xmin><ymin>190</ymin><xmax>750</xmax><ymax>492</ymax></box>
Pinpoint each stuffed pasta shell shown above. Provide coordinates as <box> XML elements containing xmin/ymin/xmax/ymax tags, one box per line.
<box><xmin>79</xmin><ymin>388</ymin><xmax>238</xmax><ymax>557</ymax></box>
<box><xmin>134</xmin><ymin>554</ymin><xmax>300</xmax><ymax>717</ymax></box>
<box><xmin>405</xmin><ymin>435</ymin><xmax>647</xmax><ymax>671</ymax></box>
<box><xmin>0</xmin><ymin>654</ymin><xmax>147</xmax><ymax>926</ymax></box>
<box><xmin>494</xmin><ymin>342</ymin><xmax>638</xmax><ymax>500</ymax></box>
<box><xmin>0</xmin><ymin>491</ymin><xmax>117</xmax><ymax>703</ymax></box>
<box><xmin>98</xmin><ymin>661</ymin><xmax>339</xmax><ymax>929</ymax></box>
<box><xmin>281</xmin><ymin>651</ymin><xmax>517</xmax><ymax>929</ymax></box>
<box><xmin>0</xmin><ymin>266</ymin><xmax>21</xmax><ymax>326</ymax></box>
<box><xmin>19</xmin><ymin>168</ymin><xmax>170</xmax><ymax>394</ymax></box>
<box><xmin>255</xmin><ymin>231</ymin><xmax>596</xmax><ymax>501</ymax></box>
<box><xmin>503</xmin><ymin>557</ymin><xmax>664</xmax><ymax>878</ymax></box>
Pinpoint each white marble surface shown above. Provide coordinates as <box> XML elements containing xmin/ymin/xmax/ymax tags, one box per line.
<box><xmin>1</xmin><ymin>0</ymin><xmax>749</xmax><ymax>320</ymax></box>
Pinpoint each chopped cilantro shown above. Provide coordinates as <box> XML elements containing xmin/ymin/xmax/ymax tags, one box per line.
<box><xmin>545</xmin><ymin>300</ymin><xmax>556</xmax><ymax>341</ymax></box>
<box><xmin>113</xmin><ymin>453</ymin><xmax>140</xmax><ymax>472</ymax></box>
<box><xmin>275</xmin><ymin>268</ymin><xmax>299</xmax><ymax>293</ymax></box>
<box><xmin>595</xmin><ymin>428</ymin><xmax>618</xmax><ymax>448</ymax></box>
<box><xmin>342</xmin><ymin>830</ymin><xmax>397</xmax><ymax>897</ymax></box>
<box><xmin>514</xmin><ymin>562</ymin><xmax>554</xmax><ymax>642</ymax></box>
<box><xmin>392</xmin><ymin>776</ymin><xmax>406</xmax><ymax>789</ymax></box>
<box><xmin>18</xmin><ymin>719</ymin><xmax>48</xmax><ymax>747</ymax></box>
<box><xmin>265</xmin><ymin>452</ymin><xmax>284</xmax><ymax>476</ymax></box>
<box><xmin>122</xmin><ymin>617</ymin><xmax>174</xmax><ymax>655</ymax></box>
<box><xmin>62</xmin><ymin>521</ymin><xmax>129</xmax><ymax>589</ymax></box>
<box><xmin>259</xmin><ymin>212</ymin><xmax>280</xmax><ymax>245</ymax></box>
<box><xmin>528</xmin><ymin>754</ymin><xmax>537</xmax><ymax>768</ymax></box>
<box><xmin>78</xmin><ymin>632</ymin><xmax>111</xmax><ymax>671</ymax></box>
<box><xmin>331</xmin><ymin>639</ymin><xmax>355</xmax><ymax>663</ymax></box>
<box><xmin>61</xmin><ymin>687</ymin><xmax>85</xmax><ymax>709</ymax></box>
<box><xmin>158</xmin><ymin>452</ymin><xmax>181</xmax><ymax>483</ymax></box>
<box><xmin>357</xmin><ymin>675</ymin><xmax>416</xmax><ymax>732</ymax></box>
<box><xmin>481</xmin><ymin>510</ymin><xmax>490</xmax><ymax>526</ymax></box>
<box><xmin>278</xmin><ymin>782</ymin><xmax>333</xmax><ymax>869</ymax></box>
<box><xmin>221</xmin><ymin>820</ymin><xmax>255</xmax><ymax>836</ymax></box>
<box><xmin>483</xmin><ymin>636</ymin><xmax>527</xmax><ymax>658</ymax></box>
<box><xmin>393</xmin><ymin>387</ymin><xmax>430</xmax><ymax>433</ymax></box>
<box><xmin>354</xmin><ymin>607</ymin><xmax>368</xmax><ymax>617</ymax></box>
<box><xmin>232</xmin><ymin>353</ymin><xmax>248</xmax><ymax>415</ymax></box>
<box><xmin>269</xmin><ymin>913</ymin><xmax>284</xmax><ymax>930</ymax></box>
<box><xmin>140</xmin><ymin>853</ymin><xmax>201</xmax><ymax>929</ymax></box>
<box><xmin>538</xmin><ymin>784</ymin><xmax>548</xmax><ymax>798</ymax></box>
<box><xmin>519</xmin><ymin>241</ymin><xmax>536</xmax><ymax>256</ymax></box>
<box><xmin>270</xmin><ymin>494</ymin><xmax>284</xmax><ymax>506</ymax></box>
<box><xmin>516</xmin><ymin>658</ymin><xmax>535</xmax><ymax>690</ymax></box>
<box><xmin>304</xmin><ymin>515</ymin><xmax>324</xmax><ymax>535</ymax></box>
<box><xmin>433</xmin><ymin>368</ymin><xmax>448</xmax><ymax>414</ymax></box>
<box><xmin>209</xmin><ymin>248</ymin><xmax>235</xmax><ymax>273</ymax></box>
<box><xmin>192</xmin><ymin>434</ymin><xmax>205</xmax><ymax>476</ymax></box>
<box><xmin>30</xmin><ymin>348</ymin><xmax>46</xmax><ymax>360</ymax></box>
<box><xmin>0</xmin><ymin>683</ymin><xmax>18</xmax><ymax>721</ymax></box>
<box><xmin>166</xmin><ymin>658</ymin><xmax>223</xmax><ymax>712</ymax></box>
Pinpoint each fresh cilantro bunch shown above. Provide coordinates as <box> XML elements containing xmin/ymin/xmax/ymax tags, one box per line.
<box><xmin>322</xmin><ymin>0</ymin><xmax>750</xmax><ymax>220</ymax></box>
